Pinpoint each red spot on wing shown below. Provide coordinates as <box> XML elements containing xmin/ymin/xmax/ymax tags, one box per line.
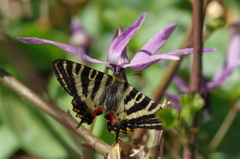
<box><xmin>105</xmin><ymin>112</ymin><xmax>116</xmax><ymax>124</ymax></box>
<box><xmin>91</xmin><ymin>107</ymin><xmax>103</xmax><ymax>117</ymax></box>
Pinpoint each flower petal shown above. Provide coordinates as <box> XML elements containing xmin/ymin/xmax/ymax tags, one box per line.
<box><xmin>207</xmin><ymin>61</ymin><xmax>240</xmax><ymax>90</ymax></box>
<box><xmin>207</xmin><ymin>67</ymin><xmax>232</xmax><ymax>90</ymax></box>
<box><xmin>233</xmin><ymin>19</ymin><xmax>240</xmax><ymax>26</ymax></box>
<box><xmin>207</xmin><ymin>23</ymin><xmax>240</xmax><ymax>90</ymax></box>
<box><xmin>17</xmin><ymin>37</ymin><xmax>105</xmax><ymax>64</ymax></box>
<box><xmin>131</xmin><ymin>24</ymin><xmax>177</xmax><ymax>63</ymax></box>
<box><xmin>172</xmin><ymin>75</ymin><xmax>189</xmax><ymax>93</ymax></box>
<box><xmin>107</xmin><ymin>13</ymin><xmax>146</xmax><ymax>66</ymax></box>
<box><xmin>226</xmin><ymin>34</ymin><xmax>240</xmax><ymax>68</ymax></box>
<box><xmin>159</xmin><ymin>60</ymin><xmax>189</xmax><ymax>93</ymax></box>
<box><xmin>167</xmin><ymin>48</ymin><xmax>217</xmax><ymax>55</ymax></box>
<box><xmin>124</xmin><ymin>47</ymin><xmax>216</xmax><ymax>71</ymax></box>
<box><xmin>123</xmin><ymin>54</ymin><xmax>179</xmax><ymax>70</ymax></box>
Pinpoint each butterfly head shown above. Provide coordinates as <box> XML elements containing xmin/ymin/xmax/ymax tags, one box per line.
<box><xmin>112</xmin><ymin>68</ymin><xmax>127</xmax><ymax>83</ymax></box>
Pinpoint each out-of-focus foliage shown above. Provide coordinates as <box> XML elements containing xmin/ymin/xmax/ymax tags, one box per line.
<box><xmin>180</xmin><ymin>93</ymin><xmax>205</xmax><ymax>127</ymax></box>
<box><xmin>0</xmin><ymin>0</ymin><xmax>240</xmax><ymax>158</ymax></box>
<box><xmin>158</xmin><ymin>108</ymin><xmax>179</xmax><ymax>128</ymax></box>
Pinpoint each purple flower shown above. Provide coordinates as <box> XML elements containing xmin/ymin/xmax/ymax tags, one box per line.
<box><xmin>17</xmin><ymin>12</ymin><xmax>216</xmax><ymax>73</ymax></box>
<box><xmin>207</xmin><ymin>20</ymin><xmax>240</xmax><ymax>90</ymax></box>
<box><xmin>69</xmin><ymin>18</ymin><xmax>93</xmax><ymax>54</ymax></box>
<box><xmin>163</xmin><ymin>19</ymin><xmax>240</xmax><ymax>110</ymax></box>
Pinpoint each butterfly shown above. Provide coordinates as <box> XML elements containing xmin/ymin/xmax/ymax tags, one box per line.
<box><xmin>52</xmin><ymin>59</ymin><xmax>171</xmax><ymax>141</ymax></box>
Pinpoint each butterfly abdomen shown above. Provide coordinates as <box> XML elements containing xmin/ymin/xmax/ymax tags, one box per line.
<box><xmin>103</xmin><ymin>81</ymin><xmax>126</xmax><ymax>112</ymax></box>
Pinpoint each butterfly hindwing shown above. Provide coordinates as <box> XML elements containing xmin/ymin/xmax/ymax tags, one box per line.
<box><xmin>122</xmin><ymin>85</ymin><xmax>162</xmax><ymax>129</ymax></box>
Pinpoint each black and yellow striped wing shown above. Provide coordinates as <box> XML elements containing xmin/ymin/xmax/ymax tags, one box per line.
<box><xmin>121</xmin><ymin>86</ymin><xmax>162</xmax><ymax>129</ymax></box>
<box><xmin>52</xmin><ymin>59</ymin><xmax>112</xmax><ymax>126</ymax></box>
<box><xmin>52</xmin><ymin>59</ymin><xmax>165</xmax><ymax>139</ymax></box>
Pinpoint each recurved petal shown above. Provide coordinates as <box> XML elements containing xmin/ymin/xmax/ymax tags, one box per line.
<box><xmin>17</xmin><ymin>37</ymin><xmax>105</xmax><ymax>64</ymax></box>
<box><xmin>160</xmin><ymin>60</ymin><xmax>189</xmax><ymax>93</ymax></box>
<box><xmin>123</xmin><ymin>54</ymin><xmax>179</xmax><ymax>70</ymax></box>
<box><xmin>130</xmin><ymin>24</ymin><xmax>177</xmax><ymax>63</ymax></box>
<box><xmin>167</xmin><ymin>48</ymin><xmax>217</xmax><ymax>56</ymax></box>
<box><xmin>172</xmin><ymin>75</ymin><xmax>189</xmax><ymax>93</ymax></box>
<box><xmin>226</xmin><ymin>34</ymin><xmax>240</xmax><ymax>68</ymax></box>
<box><xmin>107</xmin><ymin>13</ymin><xmax>146</xmax><ymax>66</ymax></box>
<box><xmin>207</xmin><ymin>31</ymin><xmax>240</xmax><ymax>90</ymax></box>
<box><xmin>206</xmin><ymin>67</ymin><xmax>232</xmax><ymax>90</ymax></box>
<box><xmin>207</xmin><ymin>61</ymin><xmax>240</xmax><ymax>90</ymax></box>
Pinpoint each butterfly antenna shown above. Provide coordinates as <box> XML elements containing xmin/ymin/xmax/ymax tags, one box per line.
<box><xmin>127</xmin><ymin>73</ymin><xmax>142</xmax><ymax>77</ymax></box>
<box><xmin>133</xmin><ymin>73</ymin><xmax>142</xmax><ymax>77</ymax></box>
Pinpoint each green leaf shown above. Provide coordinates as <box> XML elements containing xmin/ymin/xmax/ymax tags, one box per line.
<box><xmin>180</xmin><ymin>93</ymin><xmax>205</xmax><ymax>127</ymax></box>
<box><xmin>158</xmin><ymin>108</ymin><xmax>179</xmax><ymax>128</ymax></box>
<box><xmin>208</xmin><ymin>152</ymin><xmax>228</xmax><ymax>159</ymax></box>
<box><xmin>0</xmin><ymin>125</ymin><xmax>20</xmax><ymax>159</ymax></box>
<box><xmin>1</xmin><ymin>94</ymin><xmax>80</xmax><ymax>158</ymax></box>
<box><xmin>103</xmin><ymin>8</ymin><xmax>140</xmax><ymax>30</ymax></box>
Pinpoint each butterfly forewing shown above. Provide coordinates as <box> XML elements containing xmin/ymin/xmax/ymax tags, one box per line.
<box><xmin>52</xmin><ymin>60</ymin><xmax>109</xmax><ymax>96</ymax></box>
<box><xmin>52</xmin><ymin>59</ymin><xmax>112</xmax><ymax>124</ymax></box>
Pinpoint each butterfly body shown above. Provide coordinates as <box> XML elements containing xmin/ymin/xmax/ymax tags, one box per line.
<box><xmin>52</xmin><ymin>59</ymin><xmax>165</xmax><ymax>140</ymax></box>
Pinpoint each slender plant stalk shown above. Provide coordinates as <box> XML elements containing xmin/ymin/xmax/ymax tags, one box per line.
<box><xmin>209</xmin><ymin>98</ymin><xmax>240</xmax><ymax>151</ymax></box>
<box><xmin>183</xmin><ymin>0</ymin><xmax>203</xmax><ymax>159</ymax></box>
<box><xmin>143</xmin><ymin>130</ymin><xmax>164</xmax><ymax>159</ymax></box>
<box><xmin>189</xmin><ymin>1</ymin><xmax>203</xmax><ymax>92</ymax></box>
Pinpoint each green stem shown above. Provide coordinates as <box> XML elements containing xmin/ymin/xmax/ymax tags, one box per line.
<box><xmin>209</xmin><ymin>99</ymin><xmax>240</xmax><ymax>151</ymax></box>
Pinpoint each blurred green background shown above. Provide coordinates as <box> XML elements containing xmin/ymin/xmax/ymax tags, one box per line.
<box><xmin>0</xmin><ymin>0</ymin><xmax>240</xmax><ymax>158</ymax></box>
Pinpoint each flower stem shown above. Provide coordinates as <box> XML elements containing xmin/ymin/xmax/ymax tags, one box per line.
<box><xmin>209</xmin><ymin>98</ymin><xmax>240</xmax><ymax>151</ymax></box>
<box><xmin>183</xmin><ymin>0</ymin><xmax>204</xmax><ymax>158</ymax></box>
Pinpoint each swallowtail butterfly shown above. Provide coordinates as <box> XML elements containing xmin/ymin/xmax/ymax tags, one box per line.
<box><xmin>52</xmin><ymin>59</ymin><xmax>171</xmax><ymax>140</ymax></box>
